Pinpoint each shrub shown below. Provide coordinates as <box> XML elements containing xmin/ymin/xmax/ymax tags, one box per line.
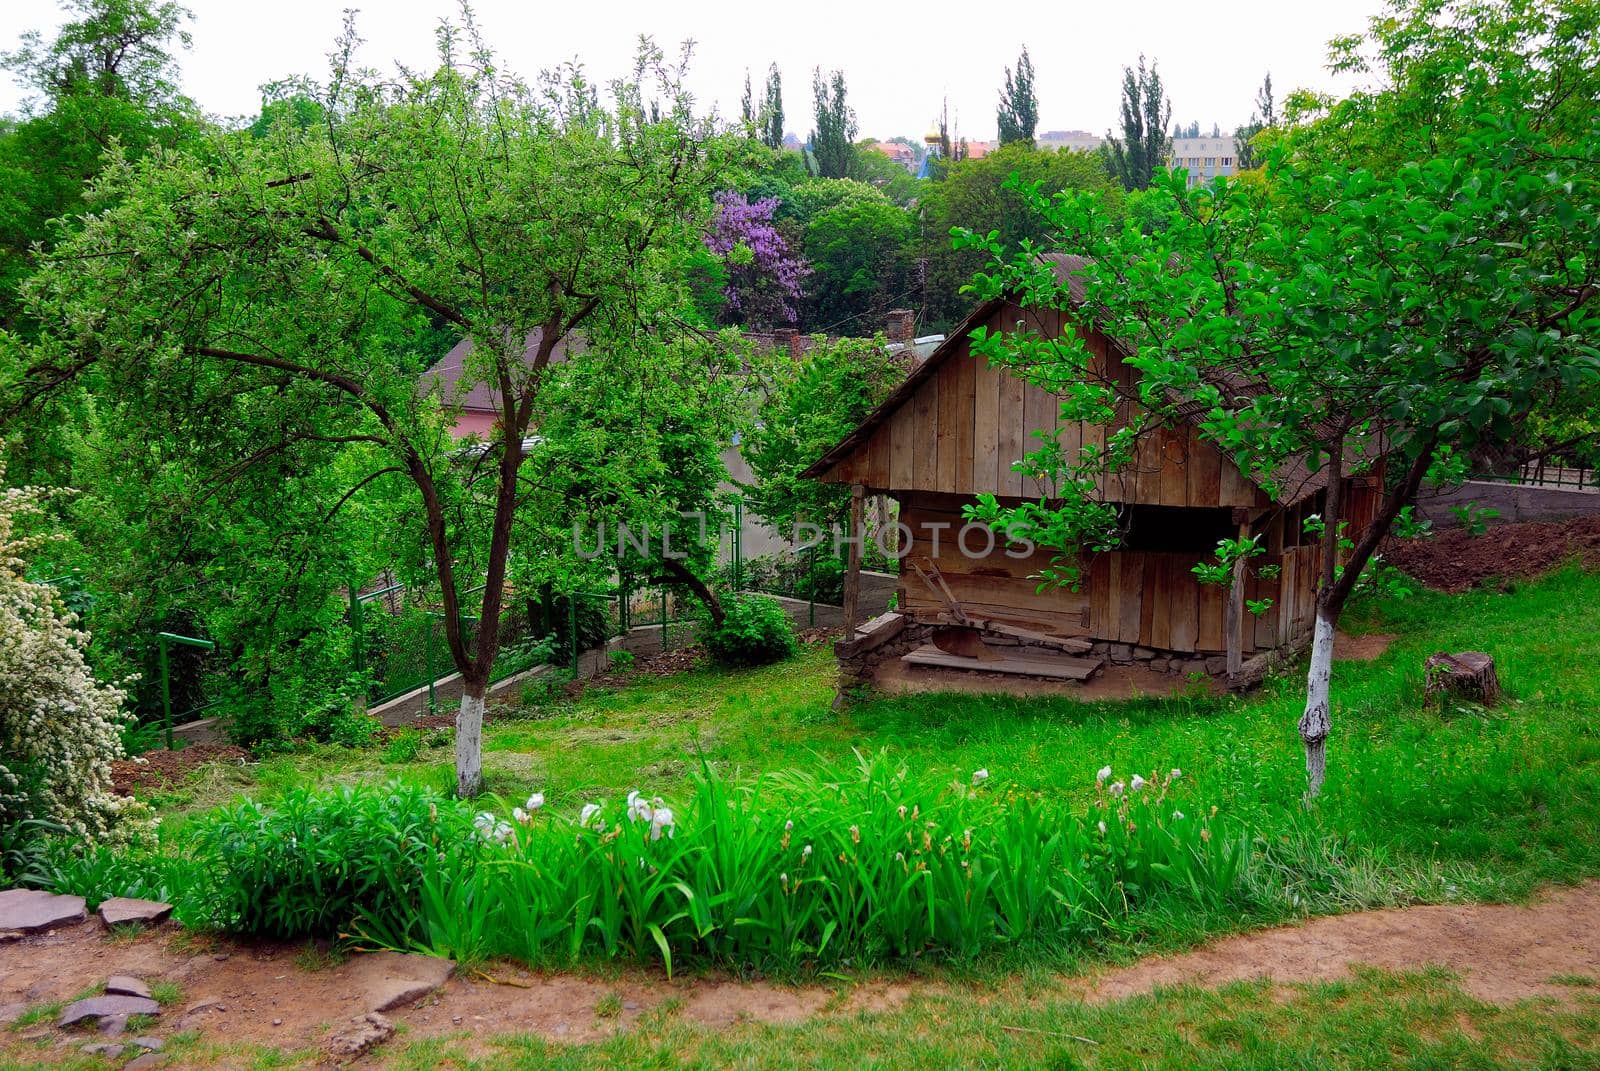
<box><xmin>549</xmin><ymin>595</ymin><xmax>614</xmax><ymax>659</ymax></box>
<box><xmin>702</xmin><ymin>593</ymin><xmax>797</xmax><ymax>668</ymax></box>
<box><xmin>0</xmin><ymin>477</ymin><xmax>151</xmax><ymax>850</ymax></box>
<box><xmin>381</xmin><ymin>729</ymin><xmax>423</xmax><ymax>764</ymax></box>
<box><xmin>186</xmin><ymin>782</ymin><xmax>472</xmax><ymax>939</ymax></box>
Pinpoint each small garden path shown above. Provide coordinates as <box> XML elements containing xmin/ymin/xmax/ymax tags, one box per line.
<box><xmin>4</xmin><ymin>881</ymin><xmax>1596</xmax><ymax>1064</ymax></box>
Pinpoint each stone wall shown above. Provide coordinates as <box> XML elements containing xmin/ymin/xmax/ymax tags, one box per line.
<box><xmin>1416</xmin><ymin>480</ymin><xmax>1599</xmax><ymax>527</ymax></box>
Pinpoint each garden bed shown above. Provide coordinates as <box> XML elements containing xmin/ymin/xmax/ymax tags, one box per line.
<box><xmin>1385</xmin><ymin>515</ymin><xmax>1600</xmax><ymax>592</ymax></box>
<box><xmin>109</xmin><ymin>745</ymin><xmax>250</xmax><ymax>795</ymax></box>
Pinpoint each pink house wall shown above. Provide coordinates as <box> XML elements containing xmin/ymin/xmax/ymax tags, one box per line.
<box><xmin>451</xmin><ymin>410</ymin><xmax>499</xmax><ymax>438</ymax></box>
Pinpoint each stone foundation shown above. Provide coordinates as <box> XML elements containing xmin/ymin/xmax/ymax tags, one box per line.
<box><xmin>1087</xmin><ymin>640</ymin><xmax>1230</xmax><ymax>678</ymax></box>
<box><xmin>834</xmin><ymin>612</ymin><xmax>1240</xmax><ymax>698</ymax></box>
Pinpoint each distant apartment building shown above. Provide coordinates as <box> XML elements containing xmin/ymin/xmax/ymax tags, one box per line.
<box><xmin>1037</xmin><ymin>129</ymin><xmax>1105</xmax><ymax>153</ymax></box>
<box><xmin>1167</xmin><ymin>136</ymin><xmax>1237</xmax><ymax>186</ymax></box>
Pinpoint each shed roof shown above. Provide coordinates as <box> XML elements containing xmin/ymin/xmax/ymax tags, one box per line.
<box><xmin>801</xmin><ymin>254</ymin><xmax>1338</xmax><ymax>506</ymax></box>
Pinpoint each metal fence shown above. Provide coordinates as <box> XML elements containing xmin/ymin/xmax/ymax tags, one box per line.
<box><xmin>1473</xmin><ymin>462</ymin><xmax>1598</xmax><ymax>490</ymax></box>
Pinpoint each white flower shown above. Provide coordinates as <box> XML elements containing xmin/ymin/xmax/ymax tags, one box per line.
<box><xmin>972</xmin><ymin>768</ymin><xmax>989</xmax><ymax>786</ymax></box>
<box><xmin>626</xmin><ymin>790</ymin><xmax>655</xmax><ymax>824</ymax></box>
<box><xmin>512</xmin><ymin>807</ymin><xmax>529</xmax><ymax>823</ymax></box>
<box><xmin>1173</xmin><ymin>811</ymin><xmax>1185</xmax><ymax>820</ymax></box>
<box><xmin>649</xmin><ymin>805</ymin><xmax>675</xmax><ymax>841</ymax></box>
<box><xmin>1096</xmin><ymin>765</ymin><xmax>1113</xmax><ymax>784</ymax></box>
<box><xmin>802</xmin><ymin>844</ymin><xmax>813</xmax><ymax>860</ymax></box>
<box><xmin>474</xmin><ymin>811</ymin><xmax>496</xmax><ymax>830</ymax></box>
<box><xmin>526</xmin><ymin>792</ymin><xmax>545</xmax><ymax>811</ymax></box>
<box><xmin>1170</xmin><ymin>768</ymin><xmax>1182</xmax><ymax>780</ymax></box>
<box><xmin>1097</xmin><ymin>821</ymin><xmax>1107</xmax><ymax>835</ymax></box>
<box><xmin>1108</xmin><ymin>781</ymin><xmax>1125</xmax><ymax>797</ymax></box>
<box><xmin>784</xmin><ymin>819</ymin><xmax>794</xmax><ymax>831</ymax></box>
<box><xmin>579</xmin><ymin>803</ymin><xmax>602</xmax><ymax>828</ymax></box>
<box><xmin>1130</xmin><ymin>774</ymin><xmax>1147</xmax><ymax>793</ymax></box>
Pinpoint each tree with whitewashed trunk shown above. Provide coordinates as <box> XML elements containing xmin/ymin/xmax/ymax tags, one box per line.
<box><xmin>5</xmin><ymin>14</ymin><xmax>741</xmax><ymax>797</ymax></box>
<box><xmin>959</xmin><ymin>0</ymin><xmax>1600</xmax><ymax>798</ymax></box>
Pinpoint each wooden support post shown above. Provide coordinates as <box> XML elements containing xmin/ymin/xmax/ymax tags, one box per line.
<box><xmin>1225</xmin><ymin>517</ymin><xmax>1250</xmax><ymax>678</ymax></box>
<box><xmin>842</xmin><ymin>483</ymin><xmax>866</xmax><ymax>639</ymax></box>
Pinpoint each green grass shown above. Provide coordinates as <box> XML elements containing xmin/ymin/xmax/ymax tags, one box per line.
<box><xmin>148</xmin><ymin>564</ymin><xmax>1600</xmax><ymax>918</ymax></box>
<box><xmin>18</xmin><ymin>565</ymin><xmax>1600</xmax><ymax>1069</ymax></box>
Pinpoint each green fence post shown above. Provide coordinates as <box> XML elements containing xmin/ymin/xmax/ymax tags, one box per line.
<box><xmin>349</xmin><ymin>582</ymin><xmax>365</xmax><ymax>678</ymax></box>
<box><xmin>158</xmin><ymin>635</ymin><xmax>173</xmax><ymax>751</ymax></box>
<box><xmin>660</xmin><ymin>587</ymin><xmax>669</xmax><ymax>652</ymax></box>
<box><xmin>808</xmin><ymin>542</ymin><xmax>817</xmax><ymax>628</ymax></box>
<box><xmin>734</xmin><ymin>497</ymin><xmax>743</xmax><ymax>591</ymax></box>
<box><xmin>425</xmin><ymin>614</ymin><xmax>436</xmax><ymax>715</ymax></box>
<box><xmin>156</xmin><ymin>631</ymin><xmax>215</xmax><ymax>750</ymax></box>
<box><xmin>569</xmin><ymin>594</ymin><xmax>578</xmax><ymax>672</ymax></box>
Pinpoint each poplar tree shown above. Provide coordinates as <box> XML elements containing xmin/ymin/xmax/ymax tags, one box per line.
<box><xmin>1103</xmin><ymin>55</ymin><xmax>1172</xmax><ymax>190</ymax></box>
<box><xmin>996</xmin><ymin>46</ymin><xmax>1038</xmax><ymax>144</ymax></box>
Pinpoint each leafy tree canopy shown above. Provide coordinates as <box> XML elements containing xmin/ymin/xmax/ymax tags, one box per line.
<box><xmin>959</xmin><ymin>0</ymin><xmax>1600</xmax><ymax>797</ymax></box>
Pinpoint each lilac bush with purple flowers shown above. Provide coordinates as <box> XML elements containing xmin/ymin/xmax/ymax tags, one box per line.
<box><xmin>703</xmin><ymin>191</ymin><xmax>809</xmax><ymax>327</ymax></box>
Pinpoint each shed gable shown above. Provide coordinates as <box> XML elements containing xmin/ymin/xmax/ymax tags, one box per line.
<box><xmin>813</xmin><ymin>300</ymin><xmax>1268</xmax><ymax>509</ymax></box>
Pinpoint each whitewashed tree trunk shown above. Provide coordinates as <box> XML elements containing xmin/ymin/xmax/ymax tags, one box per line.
<box><xmin>456</xmin><ymin>688</ymin><xmax>486</xmax><ymax>797</ymax></box>
<box><xmin>1299</xmin><ymin>608</ymin><xmax>1336</xmax><ymax>799</ymax></box>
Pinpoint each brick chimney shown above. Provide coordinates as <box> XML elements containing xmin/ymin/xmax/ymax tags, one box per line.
<box><xmin>885</xmin><ymin>308</ymin><xmax>915</xmax><ymax>345</ymax></box>
<box><xmin>773</xmin><ymin>327</ymin><xmax>797</xmax><ymax>358</ymax></box>
<box><xmin>790</xmin><ymin>333</ymin><xmax>810</xmax><ymax>360</ymax></box>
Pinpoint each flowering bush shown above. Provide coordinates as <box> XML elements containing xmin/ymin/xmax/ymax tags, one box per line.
<box><xmin>0</xmin><ymin>476</ymin><xmax>150</xmax><ymax>858</ymax></box>
<box><xmin>703</xmin><ymin>191</ymin><xmax>809</xmax><ymax>326</ymax></box>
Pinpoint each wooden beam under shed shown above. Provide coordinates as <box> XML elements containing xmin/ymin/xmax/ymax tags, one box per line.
<box><xmin>842</xmin><ymin>483</ymin><xmax>866</xmax><ymax>639</ymax></box>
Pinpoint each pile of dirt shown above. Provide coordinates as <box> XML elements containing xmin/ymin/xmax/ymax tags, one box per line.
<box><xmin>111</xmin><ymin>745</ymin><xmax>250</xmax><ymax>795</ymax></box>
<box><xmin>796</xmin><ymin>626</ymin><xmax>844</xmax><ymax>646</ymax></box>
<box><xmin>1384</xmin><ymin>515</ymin><xmax>1600</xmax><ymax>592</ymax></box>
<box><xmin>581</xmin><ymin>646</ymin><xmax>705</xmax><ymax>693</ymax></box>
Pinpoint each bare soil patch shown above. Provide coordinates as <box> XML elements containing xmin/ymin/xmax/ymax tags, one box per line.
<box><xmin>1385</xmin><ymin>516</ymin><xmax>1600</xmax><ymax>593</ymax></box>
<box><xmin>110</xmin><ymin>745</ymin><xmax>251</xmax><ymax>796</ymax></box>
<box><xmin>1084</xmin><ymin>880</ymin><xmax>1600</xmax><ymax>1004</ymax></box>
<box><xmin>1333</xmin><ymin>632</ymin><xmax>1397</xmax><ymax>662</ymax></box>
<box><xmin>0</xmin><ymin>918</ymin><xmax>913</xmax><ymax>1059</ymax></box>
<box><xmin>5</xmin><ymin>885</ymin><xmax>1598</xmax><ymax>1063</ymax></box>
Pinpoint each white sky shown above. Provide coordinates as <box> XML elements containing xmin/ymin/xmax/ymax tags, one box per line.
<box><xmin>2</xmin><ymin>0</ymin><xmax>1384</xmax><ymax>140</ymax></box>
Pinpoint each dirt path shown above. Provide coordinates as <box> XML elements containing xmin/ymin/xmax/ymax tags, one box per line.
<box><xmin>1086</xmin><ymin>880</ymin><xmax>1600</xmax><ymax>1004</ymax></box>
<box><xmin>4</xmin><ymin>882</ymin><xmax>1596</xmax><ymax>1061</ymax></box>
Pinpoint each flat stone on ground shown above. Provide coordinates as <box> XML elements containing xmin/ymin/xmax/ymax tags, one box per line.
<box><xmin>346</xmin><ymin>950</ymin><xmax>456</xmax><ymax>1012</ymax></box>
<box><xmin>327</xmin><ymin>1012</ymin><xmax>395</xmax><ymax>1058</ymax></box>
<box><xmin>129</xmin><ymin>1036</ymin><xmax>164</xmax><ymax>1052</ymax></box>
<box><xmin>0</xmin><ymin>889</ymin><xmax>87</xmax><ymax>933</ymax></box>
<box><xmin>98</xmin><ymin>897</ymin><xmax>174</xmax><ymax>927</ymax></box>
<box><xmin>105</xmin><ymin>974</ymin><xmax>152</xmax><ymax>999</ymax></box>
<box><xmin>125</xmin><ymin>1054</ymin><xmax>169</xmax><ymax>1071</ymax></box>
<box><xmin>57</xmin><ymin>994</ymin><xmax>160</xmax><ymax>1027</ymax></box>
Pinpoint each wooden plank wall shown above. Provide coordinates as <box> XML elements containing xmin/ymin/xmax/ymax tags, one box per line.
<box><xmin>897</xmin><ymin>494</ymin><xmax>1091</xmax><ymax>639</ymax></box>
<box><xmin>899</xmin><ymin>492</ymin><xmax>1310</xmax><ymax>655</ymax></box>
<box><xmin>820</xmin><ymin>302</ymin><xmax>1268</xmax><ymax>510</ymax></box>
<box><xmin>1086</xmin><ymin>550</ymin><xmax>1233</xmax><ymax>655</ymax></box>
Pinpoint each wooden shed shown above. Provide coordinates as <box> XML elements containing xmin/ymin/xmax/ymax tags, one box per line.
<box><xmin>804</xmin><ymin>255</ymin><xmax>1381</xmax><ymax>687</ymax></box>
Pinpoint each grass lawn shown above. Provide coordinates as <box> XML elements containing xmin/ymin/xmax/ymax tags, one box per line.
<box><xmin>155</xmin><ymin>562</ymin><xmax>1600</xmax><ymax>924</ymax></box>
<box><xmin>14</xmin><ymin>565</ymin><xmax>1600</xmax><ymax>1070</ymax></box>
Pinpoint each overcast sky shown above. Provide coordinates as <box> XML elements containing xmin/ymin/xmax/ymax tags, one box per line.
<box><xmin>2</xmin><ymin>0</ymin><xmax>1385</xmax><ymax>140</ymax></box>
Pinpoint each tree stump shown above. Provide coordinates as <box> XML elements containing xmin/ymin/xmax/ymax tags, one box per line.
<box><xmin>1424</xmin><ymin>651</ymin><xmax>1500</xmax><ymax>706</ymax></box>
